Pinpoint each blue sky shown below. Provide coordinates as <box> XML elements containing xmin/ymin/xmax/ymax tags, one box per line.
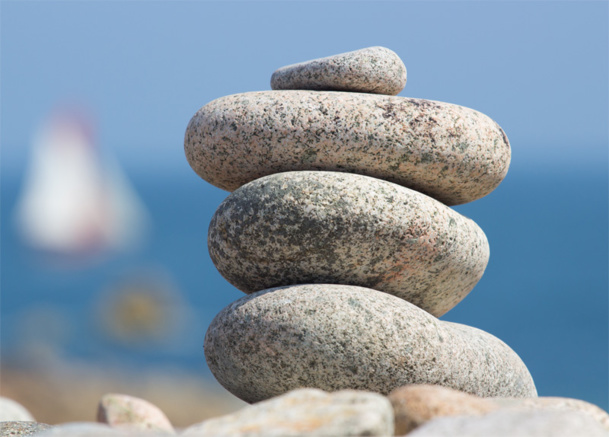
<box><xmin>2</xmin><ymin>1</ymin><xmax>607</xmax><ymax>178</ymax></box>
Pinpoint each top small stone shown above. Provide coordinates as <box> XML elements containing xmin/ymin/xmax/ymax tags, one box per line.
<box><xmin>271</xmin><ymin>46</ymin><xmax>407</xmax><ymax>95</ymax></box>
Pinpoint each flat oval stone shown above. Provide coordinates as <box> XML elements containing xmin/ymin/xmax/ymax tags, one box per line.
<box><xmin>270</xmin><ymin>46</ymin><xmax>407</xmax><ymax>95</ymax></box>
<box><xmin>184</xmin><ymin>90</ymin><xmax>511</xmax><ymax>205</ymax></box>
<box><xmin>204</xmin><ymin>284</ymin><xmax>537</xmax><ymax>404</ymax></box>
<box><xmin>208</xmin><ymin>171</ymin><xmax>489</xmax><ymax>317</ymax></box>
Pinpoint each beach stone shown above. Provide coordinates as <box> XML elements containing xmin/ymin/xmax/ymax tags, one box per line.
<box><xmin>493</xmin><ymin>397</ymin><xmax>609</xmax><ymax>431</ymax></box>
<box><xmin>182</xmin><ymin>388</ymin><xmax>393</xmax><ymax>437</ymax></box>
<box><xmin>0</xmin><ymin>421</ymin><xmax>52</xmax><ymax>436</ymax></box>
<box><xmin>0</xmin><ymin>398</ymin><xmax>35</xmax><ymax>422</ymax></box>
<box><xmin>97</xmin><ymin>393</ymin><xmax>174</xmax><ymax>434</ymax></box>
<box><xmin>389</xmin><ymin>385</ymin><xmax>499</xmax><ymax>434</ymax></box>
<box><xmin>184</xmin><ymin>90</ymin><xmax>511</xmax><ymax>205</ymax></box>
<box><xmin>208</xmin><ymin>171</ymin><xmax>489</xmax><ymax>317</ymax></box>
<box><xmin>389</xmin><ymin>384</ymin><xmax>609</xmax><ymax>434</ymax></box>
<box><xmin>204</xmin><ymin>284</ymin><xmax>537</xmax><ymax>404</ymax></box>
<box><xmin>270</xmin><ymin>46</ymin><xmax>407</xmax><ymax>95</ymax></box>
<box><xmin>35</xmin><ymin>423</ymin><xmax>123</xmax><ymax>436</ymax></box>
<box><xmin>407</xmin><ymin>409</ymin><xmax>608</xmax><ymax>437</ymax></box>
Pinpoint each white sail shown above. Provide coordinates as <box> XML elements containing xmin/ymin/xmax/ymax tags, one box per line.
<box><xmin>14</xmin><ymin>108</ymin><xmax>149</xmax><ymax>259</ymax></box>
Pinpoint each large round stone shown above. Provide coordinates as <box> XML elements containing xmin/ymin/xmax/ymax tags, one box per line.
<box><xmin>204</xmin><ymin>284</ymin><xmax>537</xmax><ymax>404</ymax></box>
<box><xmin>184</xmin><ymin>90</ymin><xmax>511</xmax><ymax>205</ymax></box>
<box><xmin>270</xmin><ymin>46</ymin><xmax>407</xmax><ymax>95</ymax></box>
<box><xmin>208</xmin><ymin>171</ymin><xmax>489</xmax><ymax>317</ymax></box>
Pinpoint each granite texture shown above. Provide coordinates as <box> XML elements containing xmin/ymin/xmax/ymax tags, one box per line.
<box><xmin>0</xmin><ymin>398</ymin><xmax>35</xmax><ymax>422</ymax></box>
<box><xmin>182</xmin><ymin>388</ymin><xmax>393</xmax><ymax>436</ymax></box>
<box><xmin>389</xmin><ymin>385</ymin><xmax>499</xmax><ymax>435</ymax></box>
<box><xmin>0</xmin><ymin>421</ymin><xmax>52</xmax><ymax>436</ymax></box>
<box><xmin>208</xmin><ymin>171</ymin><xmax>489</xmax><ymax>317</ymax></box>
<box><xmin>270</xmin><ymin>46</ymin><xmax>407</xmax><ymax>95</ymax></box>
<box><xmin>97</xmin><ymin>394</ymin><xmax>174</xmax><ymax>434</ymax></box>
<box><xmin>204</xmin><ymin>284</ymin><xmax>537</xmax><ymax>404</ymax></box>
<box><xmin>184</xmin><ymin>90</ymin><xmax>511</xmax><ymax>205</ymax></box>
<box><xmin>407</xmin><ymin>409</ymin><xmax>608</xmax><ymax>437</ymax></box>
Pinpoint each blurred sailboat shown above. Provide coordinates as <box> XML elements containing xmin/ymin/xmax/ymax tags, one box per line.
<box><xmin>14</xmin><ymin>107</ymin><xmax>150</xmax><ymax>264</ymax></box>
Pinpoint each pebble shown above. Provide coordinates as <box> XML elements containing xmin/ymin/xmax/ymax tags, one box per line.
<box><xmin>389</xmin><ymin>384</ymin><xmax>609</xmax><ymax>434</ymax></box>
<box><xmin>204</xmin><ymin>284</ymin><xmax>537</xmax><ymax>404</ymax></box>
<box><xmin>208</xmin><ymin>171</ymin><xmax>489</xmax><ymax>317</ymax></box>
<box><xmin>493</xmin><ymin>396</ymin><xmax>609</xmax><ymax>431</ymax></box>
<box><xmin>97</xmin><ymin>393</ymin><xmax>175</xmax><ymax>434</ymax></box>
<box><xmin>184</xmin><ymin>90</ymin><xmax>511</xmax><ymax>205</ymax></box>
<box><xmin>0</xmin><ymin>421</ymin><xmax>52</xmax><ymax>436</ymax></box>
<box><xmin>270</xmin><ymin>46</ymin><xmax>407</xmax><ymax>95</ymax></box>
<box><xmin>0</xmin><ymin>398</ymin><xmax>35</xmax><ymax>422</ymax></box>
<box><xmin>407</xmin><ymin>409</ymin><xmax>609</xmax><ymax>437</ymax></box>
<box><xmin>182</xmin><ymin>388</ymin><xmax>393</xmax><ymax>436</ymax></box>
<box><xmin>35</xmin><ymin>423</ymin><xmax>124</xmax><ymax>436</ymax></box>
<box><xmin>389</xmin><ymin>384</ymin><xmax>499</xmax><ymax>435</ymax></box>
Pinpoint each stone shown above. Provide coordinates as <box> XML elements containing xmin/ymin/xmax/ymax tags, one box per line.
<box><xmin>182</xmin><ymin>388</ymin><xmax>393</xmax><ymax>436</ymax></box>
<box><xmin>0</xmin><ymin>421</ymin><xmax>52</xmax><ymax>436</ymax></box>
<box><xmin>389</xmin><ymin>385</ymin><xmax>499</xmax><ymax>435</ymax></box>
<box><xmin>270</xmin><ymin>46</ymin><xmax>407</xmax><ymax>95</ymax></box>
<box><xmin>97</xmin><ymin>393</ymin><xmax>174</xmax><ymax>434</ymax></box>
<box><xmin>407</xmin><ymin>409</ymin><xmax>608</xmax><ymax>437</ymax></box>
<box><xmin>204</xmin><ymin>284</ymin><xmax>537</xmax><ymax>404</ymax></box>
<box><xmin>35</xmin><ymin>423</ymin><xmax>123</xmax><ymax>436</ymax></box>
<box><xmin>208</xmin><ymin>171</ymin><xmax>489</xmax><ymax>317</ymax></box>
<box><xmin>493</xmin><ymin>397</ymin><xmax>609</xmax><ymax>431</ymax></box>
<box><xmin>389</xmin><ymin>384</ymin><xmax>609</xmax><ymax>434</ymax></box>
<box><xmin>184</xmin><ymin>90</ymin><xmax>511</xmax><ymax>205</ymax></box>
<box><xmin>0</xmin><ymin>398</ymin><xmax>35</xmax><ymax>422</ymax></box>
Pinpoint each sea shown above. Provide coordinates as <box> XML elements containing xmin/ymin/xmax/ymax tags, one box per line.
<box><xmin>1</xmin><ymin>162</ymin><xmax>607</xmax><ymax>410</ymax></box>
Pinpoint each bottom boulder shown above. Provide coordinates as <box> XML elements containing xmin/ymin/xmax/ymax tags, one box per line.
<box><xmin>204</xmin><ymin>284</ymin><xmax>536</xmax><ymax>403</ymax></box>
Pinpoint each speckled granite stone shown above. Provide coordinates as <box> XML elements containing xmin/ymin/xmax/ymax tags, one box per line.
<box><xmin>182</xmin><ymin>388</ymin><xmax>393</xmax><ymax>436</ymax></box>
<box><xmin>0</xmin><ymin>421</ymin><xmax>52</xmax><ymax>436</ymax></box>
<box><xmin>407</xmin><ymin>409</ymin><xmax>608</xmax><ymax>437</ymax></box>
<box><xmin>204</xmin><ymin>284</ymin><xmax>537</xmax><ymax>404</ymax></box>
<box><xmin>208</xmin><ymin>171</ymin><xmax>489</xmax><ymax>317</ymax></box>
<box><xmin>97</xmin><ymin>393</ymin><xmax>174</xmax><ymax>434</ymax></box>
<box><xmin>184</xmin><ymin>90</ymin><xmax>511</xmax><ymax>205</ymax></box>
<box><xmin>270</xmin><ymin>46</ymin><xmax>407</xmax><ymax>95</ymax></box>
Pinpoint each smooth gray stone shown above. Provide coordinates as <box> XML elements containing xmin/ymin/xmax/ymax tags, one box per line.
<box><xmin>182</xmin><ymin>388</ymin><xmax>393</xmax><ymax>436</ymax></box>
<box><xmin>0</xmin><ymin>421</ymin><xmax>52</xmax><ymax>436</ymax></box>
<box><xmin>271</xmin><ymin>46</ymin><xmax>407</xmax><ymax>95</ymax></box>
<box><xmin>184</xmin><ymin>90</ymin><xmax>511</xmax><ymax>205</ymax></box>
<box><xmin>208</xmin><ymin>171</ymin><xmax>489</xmax><ymax>317</ymax></box>
<box><xmin>204</xmin><ymin>284</ymin><xmax>537</xmax><ymax>404</ymax></box>
<box><xmin>407</xmin><ymin>409</ymin><xmax>609</xmax><ymax>437</ymax></box>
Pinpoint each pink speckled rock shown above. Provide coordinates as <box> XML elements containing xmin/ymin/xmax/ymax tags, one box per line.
<box><xmin>97</xmin><ymin>393</ymin><xmax>174</xmax><ymax>434</ymax></box>
<box><xmin>271</xmin><ymin>46</ymin><xmax>407</xmax><ymax>95</ymax></box>
<box><xmin>184</xmin><ymin>90</ymin><xmax>511</xmax><ymax>205</ymax></box>
<box><xmin>204</xmin><ymin>284</ymin><xmax>537</xmax><ymax>404</ymax></box>
<box><xmin>183</xmin><ymin>388</ymin><xmax>393</xmax><ymax>436</ymax></box>
<box><xmin>208</xmin><ymin>171</ymin><xmax>489</xmax><ymax>317</ymax></box>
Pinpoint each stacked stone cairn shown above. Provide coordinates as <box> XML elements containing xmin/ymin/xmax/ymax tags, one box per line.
<box><xmin>185</xmin><ymin>46</ymin><xmax>535</xmax><ymax>402</ymax></box>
